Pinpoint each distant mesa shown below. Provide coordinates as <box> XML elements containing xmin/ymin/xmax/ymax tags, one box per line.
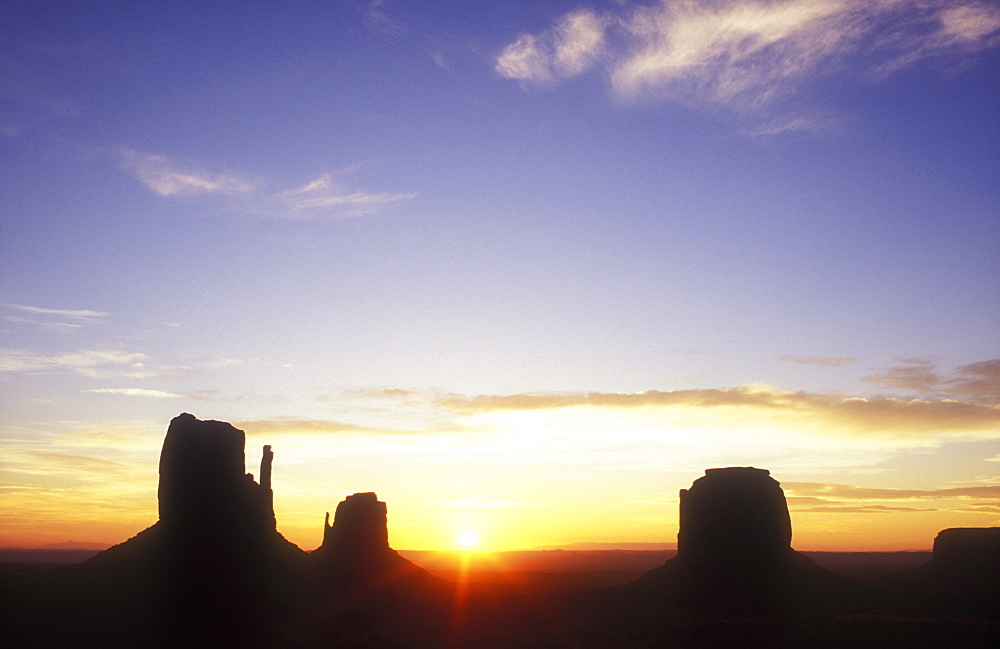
<box><xmin>912</xmin><ymin>527</ymin><xmax>1000</xmax><ymax>618</ymax></box>
<box><xmin>311</xmin><ymin>491</ymin><xmax>439</xmax><ymax>593</ymax></box>
<box><xmin>931</xmin><ymin>527</ymin><xmax>1000</xmax><ymax>576</ymax></box>
<box><xmin>633</xmin><ymin>467</ymin><xmax>857</xmax><ymax>613</ymax></box>
<box><xmin>317</xmin><ymin>492</ymin><xmax>390</xmax><ymax>560</ymax></box>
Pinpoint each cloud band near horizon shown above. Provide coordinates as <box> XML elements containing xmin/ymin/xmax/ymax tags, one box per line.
<box><xmin>437</xmin><ymin>385</ymin><xmax>1000</xmax><ymax>436</ymax></box>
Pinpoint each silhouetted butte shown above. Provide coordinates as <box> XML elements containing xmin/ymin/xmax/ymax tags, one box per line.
<box><xmin>69</xmin><ymin>413</ymin><xmax>305</xmax><ymax>609</ymax></box>
<box><xmin>311</xmin><ymin>492</ymin><xmax>439</xmax><ymax>596</ymax></box>
<box><xmin>911</xmin><ymin>527</ymin><xmax>1000</xmax><ymax>618</ymax></box>
<box><xmin>633</xmin><ymin>467</ymin><xmax>856</xmax><ymax>613</ymax></box>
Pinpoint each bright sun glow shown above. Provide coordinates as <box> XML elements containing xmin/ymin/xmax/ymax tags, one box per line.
<box><xmin>456</xmin><ymin>530</ymin><xmax>479</xmax><ymax>549</ymax></box>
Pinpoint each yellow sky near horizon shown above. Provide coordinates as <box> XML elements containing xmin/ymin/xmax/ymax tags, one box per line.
<box><xmin>1</xmin><ymin>385</ymin><xmax>997</xmax><ymax>552</ymax></box>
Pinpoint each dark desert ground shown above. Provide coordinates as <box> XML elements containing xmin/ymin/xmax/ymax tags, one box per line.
<box><xmin>2</xmin><ymin>415</ymin><xmax>997</xmax><ymax>649</ymax></box>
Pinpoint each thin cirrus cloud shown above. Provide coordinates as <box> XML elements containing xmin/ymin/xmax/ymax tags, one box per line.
<box><xmin>0</xmin><ymin>348</ymin><xmax>194</xmax><ymax>380</ymax></box>
<box><xmin>2</xmin><ymin>304</ymin><xmax>108</xmax><ymax>322</ymax></box>
<box><xmin>784</xmin><ymin>482</ymin><xmax>1000</xmax><ymax>513</ymax></box>
<box><xmin>789</xmin><ymin>502</ymin><xmax>938</xmax><ymax>513</ymax></box>
<box><xmin>267</xmin><ymin>174</ymin><xmax>418</xmax><ymax>220</ymax></box>
<box><xmin>236</xmin><ymin>418</ymin><xmax>384</xmax><ymax>436</ymax></box>
<box><xmin>784</xmin><ymin>482</ymin><xmax>1000</xmax><ymax>501</ymax></box>
<box><xmin>117</xmin><ymin>149</ymin><xmax>256</xmax><ymax>197</ymax></box>
<box><xmin>778</xmin><ymin>354</ymin><xmax>859</xmax><ymax>366</ymax></box>
<box><xmin>235</xmin><ymin>417</ymin><xmax>461</xmax><ymax>440</ymax></box>
<box><xmin>365</xmin><ymin>0</ymin><xmax>406</xmax><ymax>34</ymax></box>
<box><xmin>84</xmin><ymin>388</ymin><xmax>183</xmax><ymax>399</ymax></box>
<box><xmin>0</xmin><ymin>348</ymin><xmax>146</xmax><ymax>375</ymax></box>
<box><xmin>15</xmin><ymin>450</ymin><xmax>136</xmax><ymax>477</ymax></box>
<box><xmin>437</xmin><ymin>385</ymin><xmax>1000</xmax><ymax>436</ymax></box>
<box><xmin>495</xmin><ymin>0</ymin><xmax>1000</xmax><ymax>131</ymax></box>
<box><xmin>118</xmin><ymin>149</ymin><xmax>416</xmax><ymax>220</ymax></box>
<box><xmin>865</xmin><ymin>358</ymin><xmax>1000</xmax><ymax>404</ymax></box>
<box><xmin>2</xmin><ymin>303</ymin><xmax>109</xmax><ymax>332</ymax></box>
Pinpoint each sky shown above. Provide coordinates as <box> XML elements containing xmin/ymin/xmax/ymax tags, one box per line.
<box><xmin>1</xmin><ymin>0</ymin><xmax>998</xmax><ymax>553</ymax></box>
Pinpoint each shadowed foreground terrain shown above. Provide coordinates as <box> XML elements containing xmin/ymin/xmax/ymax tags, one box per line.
<box><xmin>2</xmin><ymin>414</ymin><xmax>997</xmax><ymax>648</ymax></box>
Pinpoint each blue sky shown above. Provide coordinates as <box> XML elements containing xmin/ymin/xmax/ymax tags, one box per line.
<box><xmin>1</xmin><ymin>0</ymin><xmax>998</xmax><ymax>551</ymax></box>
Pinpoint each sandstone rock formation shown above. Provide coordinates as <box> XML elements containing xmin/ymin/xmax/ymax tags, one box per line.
<box><xmin>71</xmin><ymin>414</ymin><xmax>304</xmax><ymax>606</ymax></box>
<box><xmin>311</xmin><ymin>492</ymin><xmax>438</xmax><ymax>593</ymax></box>
<box><xmin>913</xmin><ymin>527</ymin><xmax>1000</xmax><ymax>618</ymax></box>
<box><xmin>321</xmin><ymin>492</ymin><xmax>390</xmax><ymax>557</ymax></box>
<box><xmin>158</xmin><ymin>413</ymin><xmax>276</xmax><ymax>539</ymax></box>
<box><xmin>931</xmin><ymin>527</ymin><xmax>1000</xmax><ymax>574</ymax></box>
<box><xmin>633</xmin><ymin>467</ymin><xmax>854</xmax><ymax>613</ymax></box>
<box><xmin>678</xmin><ymin>467</ymin><xmax>792</xmax><ymax>560</ymax></box>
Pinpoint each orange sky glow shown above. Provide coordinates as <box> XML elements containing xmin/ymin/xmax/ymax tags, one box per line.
<box><xmin>2</xmin><ymin>389</ymin><xmax>997</xmax><ymax>553</ymax></box>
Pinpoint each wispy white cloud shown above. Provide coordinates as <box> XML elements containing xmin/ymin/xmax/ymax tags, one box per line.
<box><xmin>365</xmin><ymin>0</ymin><xmax>406</xmax><ymax>34</ymax></box>
<box><xmin>865</xmin><ymin>358</ymin><xmax>1000</xmax><ymax>404</ymax></box>
<box><xmin>118</xmin><ymin>149</ymin><xmax>256</xmax><ymax>197</ymax></box>
<box><xmin>84</xmin><ymin>388</ymin><xmax>183</xmax><ymax>399</ymax></box>
<box><xmin>610</xmin><ymin>0</ymin><xmax>852</xmax><ymax>108</ymax></box>
<box><xmin>0</xmin><ymin>349</ymin><xmax>145</xmax><ymax>375</ymax></box>
<box><xmin>555</xmin><ymin>10</ymin><xmax>609</xmax><ymax>76</ymax></box>
<box><xmin>117</xmin><ymin>150</ymin><xmax>416</xmax><ymax>219</ymax></box>
<box><xmin>0</xmin><ymin>349</ymin><xmax>50</xmax><ymax>373</ymax></box>
<box><xmin>2</xmin><ymin>304</ymin><xmax>108</xmax><ymax>321</ymax></box>
<box><xmin>497</xmin><ymin>34</ymin><xmax>553</xmax><ymax>83</ymax></box>
<box><xmin>871</xmin><ymin>1</ymin><xmax>1000</xmax><ymax>76</ymax></box>
<box><xmin>496</xmin><ymin>0</ymin><xmax>1000</xmax><ymax>131</ymax></box>
<box><xmin>268</xmin><ymin>173</ymin><xmax>418</xmax><ymax>220</ymax></box>
<box><xmin>2</xmin><ymin>303</ymin><xmax>108</xmax><ymax>332</ymax></box>
<box><xmin>778</xmin><ymin>354</ymin><xmax>859</xmax><ymax>366</ymax></box>
<box><xmin>744</xmin><ymin>112</ymin><xmax>840</xmax><ymax>136</ymax></box>
<box><xmin>0</xmin><ymin>348</ymin><xmax>193</xmax><ymax>380</ymax></box>
<box><xmin>496</xmin><ymin>9</ymin><xmax>608</xmax><ymax>83</ymax></box>
<box><xmin>2</xmin><ymin>315</ymin><xmax>84</xmax><ymax>333</ymax></box>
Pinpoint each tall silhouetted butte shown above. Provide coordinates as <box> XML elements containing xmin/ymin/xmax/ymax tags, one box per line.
<box><xmin>70</xmin><ymin>413</ymin><xmax>305</xmax><ymax>616</ymax></box>
<box><xmin>157</xmin><ymin>413</ymin><xmax>286</xmax><ymax>598</ymax></box>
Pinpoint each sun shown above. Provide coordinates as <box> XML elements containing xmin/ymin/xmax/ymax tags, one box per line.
<box><xmin>456</xmin><ymin>530</ymin><xmax>479</xmax><ymax>549</ymax></box>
